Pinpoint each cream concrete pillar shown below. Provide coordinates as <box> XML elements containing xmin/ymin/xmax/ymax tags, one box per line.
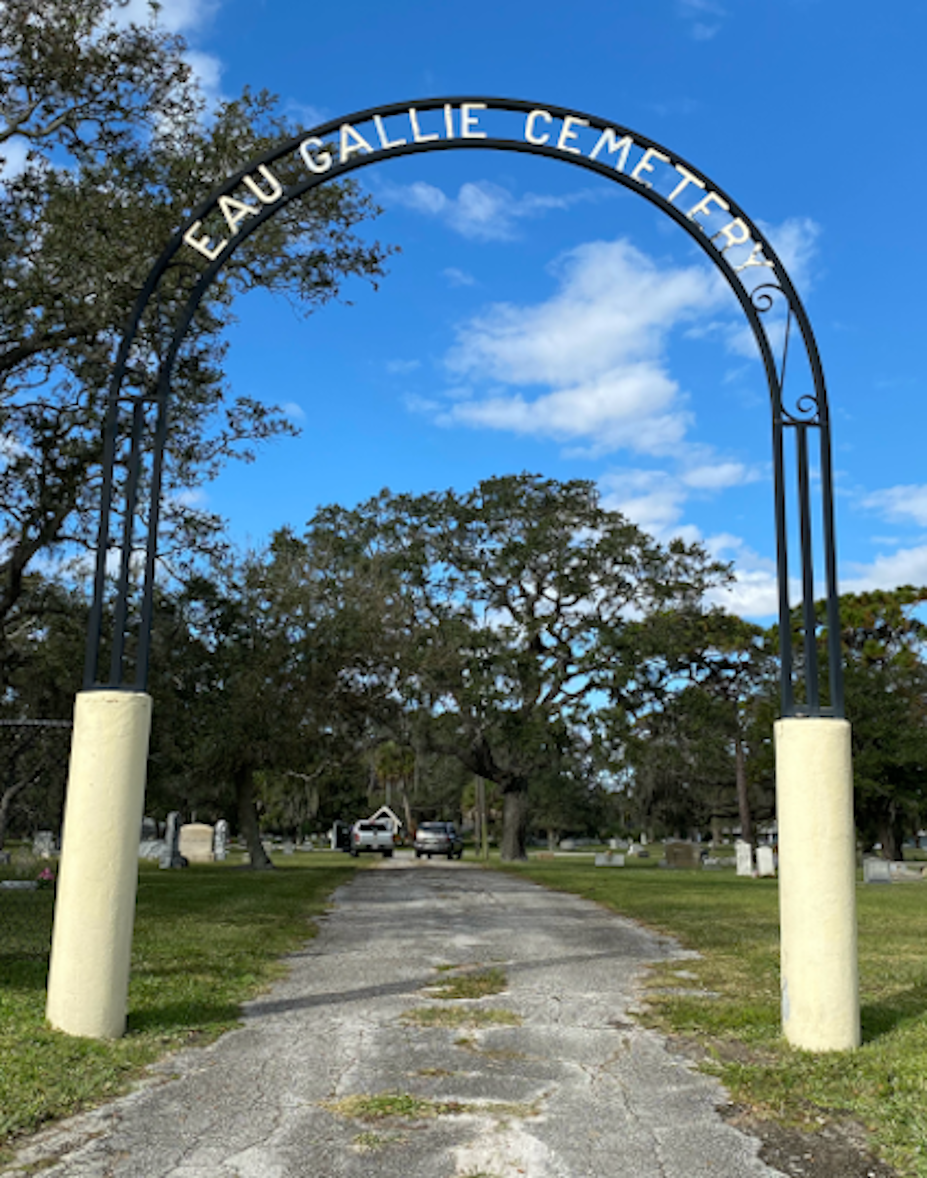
<box><xmin>46</xmin><ymin>690</ymin><xmax>152</xmax><ymax>1039</ymax></box>
<box><xmin>775</xmin><ymin>717</ymin><xmax>860</xmax><ymax>1051</ymax></box>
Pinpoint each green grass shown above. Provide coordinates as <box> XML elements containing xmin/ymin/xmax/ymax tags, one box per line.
<box><xmin>497</xmin><ymin>857</ymin><xmax>927</xmax><ymax>1178</ymax></box>
<box><xmin>0</xmin><ymin>854</ymin><xmax>357</xmax><ymax>1152</ymax></box>
<box><xmin>428</xmin><ymin>966</ymin><xmax>508</xmax><ymax>1000</ymax></box>
<box><xmin>324</xmin><ymin>1091</ymin><xmax>540</xmax><ymax>1123</ymax></box>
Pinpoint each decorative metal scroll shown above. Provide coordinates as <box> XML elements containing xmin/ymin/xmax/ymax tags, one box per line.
<box><xmin>84</xmin><ymin>96</ymin><xmax>843</xmax><ymax>718</ymax></box>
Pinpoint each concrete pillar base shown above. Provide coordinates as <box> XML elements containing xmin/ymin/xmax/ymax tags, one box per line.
<box><xmin>46</xmin><ymin>690</ymin><xmax>152</xmax><ymax>1039</ymax></box>
<box><xmin>776</xmin><ymin>717</ymin><xmax>860</xmax><ymax>1051</ymax></box>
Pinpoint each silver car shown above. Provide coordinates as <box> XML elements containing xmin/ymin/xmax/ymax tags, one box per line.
<box><xmin>414</xmin><ymin>821</ymin><xmax>464</xmax><ymax>859</ymax></box>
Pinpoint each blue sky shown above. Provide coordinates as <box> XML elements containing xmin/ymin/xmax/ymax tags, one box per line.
<box><xmin>143</xmin><ymin>0</ymin><xmax>925</xmax><ymax>620</ymax></box>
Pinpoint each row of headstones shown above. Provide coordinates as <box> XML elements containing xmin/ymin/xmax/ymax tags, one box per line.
<box><xmin>142</xmin><ymin>814</ymin><xmax>231</xmax><ymax>868</ymax></box>
<box><xmin>594</xmin><ymin>840</ymin><xmax>777</xmax><ymax>875</ymax></box>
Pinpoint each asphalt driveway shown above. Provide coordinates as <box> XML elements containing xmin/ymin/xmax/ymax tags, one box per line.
<box><xmin>6</xmin><ymin>858</ymin><xmax>786</xmax><ymax>1177</ymax></box>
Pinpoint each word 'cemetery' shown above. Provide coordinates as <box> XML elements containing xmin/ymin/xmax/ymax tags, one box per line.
<box><xmin>183</xmin><ymin>101</ymin><xmax>776</xmax><ymax>287</ymax></box>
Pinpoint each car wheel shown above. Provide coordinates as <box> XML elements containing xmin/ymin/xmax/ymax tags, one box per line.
<box><xmin>383</xmin><ymin>849</ymin><xmax>393</xmax><ymax>858</ymax></box>
<box><xmin>415</xmin><ymin>850</ymin><xmax>422</xmax><ymax>859</ymax></box>
<box><xmin>350</xmin><ymin>847</ymin><xmax>358</xmax><ymax>858</ymax></box>
<box><xmin>447</xmin><ymin>851</ymin><xmax>454</xmax><ymax>860</ymax></box>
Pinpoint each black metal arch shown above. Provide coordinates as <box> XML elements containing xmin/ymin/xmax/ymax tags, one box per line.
<box><xmin>85</xmin><ymin>95</ymin><xmax>843</xmax><ymax>718</ymax></box>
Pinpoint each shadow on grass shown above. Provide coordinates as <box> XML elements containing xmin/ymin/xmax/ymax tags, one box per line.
<box><xmin>126</xmin><ymin>1000</ymin><xmax>244</xmax><ymax>1036</ymax></box>
<box><xmin>860</xmin><ymin>981</ymin><xmax>927</xmax><ymax>1043</ymax></box>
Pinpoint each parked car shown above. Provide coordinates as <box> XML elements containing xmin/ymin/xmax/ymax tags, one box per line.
<box><xmin>414</xmin><ymin>821</ymin><xmax>464</xmax><ymax>860</ymax></box>
<box><xmin>350</xmin><ymin>820</ymin><xmax>394</xmax><ymax>857</ymax></box>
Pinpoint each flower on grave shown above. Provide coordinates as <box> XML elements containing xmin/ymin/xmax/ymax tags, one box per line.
<box><xmin>36</xmin><ymin>867</ymin><xmax>56</xmax><ymax>888</ymax></box>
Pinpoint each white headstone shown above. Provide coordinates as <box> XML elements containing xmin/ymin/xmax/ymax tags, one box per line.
<box><xmin>735</xmin><ymin>840</ymin><xmax>754</xmax><ymax>877</ymax></box>
<box><xmin>755</xmin><ymin>845</ymin><xmax>776</xmax><ymax>876</ymax></box>
<box><xmin>594</xmin><ymin>852</ymin><xmax>625</xmax><ymax>868</ymax></box>
<box><xmin>213</xmin><ymin>819</ymin><xmax>230</xmax><ymax>861</ymax></box>
<box><xmin>863</xmin><ymin>857</ymin><xmax>892</xmax><ymax>884</ymax></box>
<box><xmin>32</xmin><ymin>830</ymin><xmax>56</xmax><ymax>858</ymax></box>
<box><xmin>179</xmin><ymin>822</ymin><xmax>215</xmax><ymax>863</ymax></box>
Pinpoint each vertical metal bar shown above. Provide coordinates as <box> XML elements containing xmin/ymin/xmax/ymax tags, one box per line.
<box><xmin>134</xmin><ymin>383</ymin><xmax>171</xmax><ymax>691</ymax></box>
<box><xmin>796</xmin><ymin>424</ymin><xmax>820</xmax><ymax>715</ymax></box>
<box><xmin>818</xmin><ymin>421</ymin><xmax>845</xmax><ymax>717</ymax></box>
<box><xmin>83</xmin><ymin>396</ymin><xmax>121</xmax><ymax>688</ymax></box>
<box><xmin>773</xmin><ymin>417</ymin><xmax>793</xmax><ymax>716</ymax></box>
<box><xmin>108</xmin><ymin>400</ymin><xmax>146</xmax><ymax>687</ymax></box>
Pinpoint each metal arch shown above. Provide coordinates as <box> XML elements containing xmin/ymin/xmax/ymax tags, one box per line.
<box><xmin>84</xmin><ymin>95</ymin><xmax>844</xmax><ymax>718</ymax></box>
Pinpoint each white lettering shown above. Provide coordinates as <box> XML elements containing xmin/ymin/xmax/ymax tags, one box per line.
<box><xmin>374</xmin><ymin>115</ymin><xmax>407</xmax><ymax>150</ymax></box>
<box><xmin>667</xmin><ymin>164</ymin><xmax>704</xmax><ymax>204</ymax></box>
<box><xmin>409</xmin><ymin>108</ymin><xmax>439</xmax><ymax>144</ymax></box>
<box><xmin>183</xmin><ymin>221</ymin><xmax>226</xmax><ymax>261</ymax></box>
<box><xmin>589</xmin><ymin>127</ymin><xmax>633</xmax><ymax>171</ymax></box>
<box><xmin>340</xmin><ymin>123</ymin><xmax>375</xmax><ymax>162</ymax></box>
<box><xmin>218</xmin><ymin>194</ymin><xmax>258</xmax><ymax>234</ymax></box>
<box><xmin>299</xmin><ymin>137</ymin><xmax>332</xmax><ymax>174</ymax></box>
<box><xmin>241</xmin><ymin>164</ymin><xmax>283</xmax><ymax>205</ymax></box>
<box><xmin>733</xmin><ymin>241</ymin><xmax>775</xmax><ymax>274</ymax></box>
<box><xmin>460</xmin><ymin>102</ymin><xmax>487</xmax><ymax>139</ymax></box>
<box><xmin>525</xmin><ymin>108</ymin><xmax>553</xmax><ymax>145</ymax></box>
<box><xmin>711</xmin><ymin>218</ymin><xmax>752</xmax><ymax>252</ymax></box>
<box><xmin>687</xmin><ymin>190</ymin><xmax>730</xmax><ymax>224</ymax></box>
<box><xmin>630</xmin><ymin>147</ymin><xmax>670</xmax><ymax>189</ymax></box>
<box><xmin>557</xmin><ymin>115</ymin><xmax>589</xmax><ymax>154</ymax></box>
<box><xmin>444</xmin><ymin>103</ymin><xmax>455</xmax><ymax>138</ymax></box>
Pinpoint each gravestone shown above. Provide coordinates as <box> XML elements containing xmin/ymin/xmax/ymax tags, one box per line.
<box><xmin>159</xmin><ymin>811</ymin><xmax>186</xmax><ymax>869</ymax></box>
<box><xmin>0</xmin><ymin>850</ymin><xmax>10</xmax><ymax>865</ymax></box>
<box><xmin>664</xmin><ymin>841</ymin><xmax>701</xmax><ymax>869</ymax></box>
<box><xmin>735</xmin><ymin>840</ymin><xmax>754</xmax><ymax>877</ymax></box>
<box><xmin>32</xmin><ymin>830</ymin><xmax>56</xmax><ymax>858</ymax></box>
<box><xmin>594</xmin><ymin>852</ymin><xmax>625</xmax><ymax>868</ymax></box>
<box><xmin>140</xmin><ymin>816</ymin><xmax>158</xmax><ymax>840</ymax></box>
<box><xmin>213</xmin><ymin>819</ymin><xmax>230</xmax><ymax>861</ymax></box>
<box><xmin>138</xmin><ymin>838</ymin><xmax>166</xmax><ymax>861</ymax></box>
<box><xmin>756</xmin><ymin>845</ymin><xmax>776</xmax><ymax>876</ymax></box>
<box><xmin>178</xmin><ymin>822</ymin><xmax>215</xmax><ymax>863</ymax></box>
<box><xmin>863</xmin><ymin>857</ymin><xmax>892</xmax><ymax>884</ymax></box>
<box><xmin>281</xmin><ymin>839</ymin><xmax>295</xmax><ymax>855</ymax></box>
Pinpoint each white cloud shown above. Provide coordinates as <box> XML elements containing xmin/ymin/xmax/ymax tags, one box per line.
<box><xmin>677</xmin><ymin>0</ymin><xmax>726</xmax><ymax>39</ymax></box>
<box><xmin>862</xmin><ymin>484</ymin><xmax>927</xmax><ymax>528</ymax></box>
<box><xmin>442</xmin><ymin>367</ymin><xmax>689</xmax><ymax>457</ymax></box>
<box><xmin>842</xmin><ymin>545</ymin><xmax>927</xmax><ymax>593</ymax></box>
<box><xmin>433</xmin><ymin>238</ymin><xmax>726</xmax><ymax>455</ymax></box>
<box><xmin>385</xmin><ymin>359</ymin><xmax>422</xmax><ymax>375</ymax></box>
<box><xmin>444</xmin><ymin>267</ymin><xmax>477</xmax><ymax>288</ymax></box>
<box><xmin>600</xmin><ymin>469</ymin><xmax>691</xmax><ymax>538</ymax></box>
<box><xmin>756</xmin><ymin>216</ymin><xmax>821</xmax><ymax>293</ymax></box>
<box><xmin>280</xmin><ymin>401</ymin><xmax>306</xmax><ymax>421</ymax></box>
<box><xmin>377</xmin><ymin>179</ymin><xmax>606</xmax><ymax>242</ymax></box>
<box><xmin>448</xmin><ymin>238</ymin><xmax>721</xmax><ymax>387</ymax></box>
<box><xmin>681</xmin><ymin>461</ymin><xmax>762</xmax><ymax>490</ymax></box>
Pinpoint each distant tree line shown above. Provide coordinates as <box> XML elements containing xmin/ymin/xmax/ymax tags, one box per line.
<box><xmin>4</xmin><ymin>475</ymin><xmax>926</xmax><ymax>864</ymax></box>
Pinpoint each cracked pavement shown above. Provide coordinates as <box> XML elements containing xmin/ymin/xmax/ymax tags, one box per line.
<box><xmin>5</xmin><ymin>858</ymin><xmax>788</xmax><ymax>1177</ymax></box>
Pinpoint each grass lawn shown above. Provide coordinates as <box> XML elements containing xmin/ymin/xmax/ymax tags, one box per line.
<box><xmin>0</xmin><ymin>852</ymin><xmax>357</xmax><ymax>1156</ymax></box>
<box><xmin>498</xmin><ymin>856</ymin><xmax>927</xmax><ymax>1178</ymax></box>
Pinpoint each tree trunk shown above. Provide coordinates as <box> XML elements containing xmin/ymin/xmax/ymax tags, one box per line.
<box><xmin>235</xmin><ymin>764</ymin><xmax>273</xmax><ymax>870</ymax></box>
<box><xmin>0</xmin><ymin>775</ymin><xmax>38</xmax><ymax>850</ymax></box>
<box><xmin>877</xmin><ymin>805</ymin><xmax>905</xmax><ymax>862</ymax></box>
<box><xmin>501</xmin><ymin>788</ymin><xmax>529</xmax><ymax>861</ymax></box>
<box><xmin>734</xmin><ymin>733</ymin><xmax>753</xmax><ymax>847</ymax></box>
<box><xmin>400</xmin><ymin>785</ymin><xmax>413</xmax><ymax>843</ymax></box>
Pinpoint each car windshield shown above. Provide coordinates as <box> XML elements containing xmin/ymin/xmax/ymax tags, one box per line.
<box><xmin>358</xmin><ymin>823</ymin><xmax>388</xmax><ymax>832</ymax></box>
<box><xmin>419</xmin><ymin>823</ymin><xmax>448</xmax><ymax>832</ymax></box>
